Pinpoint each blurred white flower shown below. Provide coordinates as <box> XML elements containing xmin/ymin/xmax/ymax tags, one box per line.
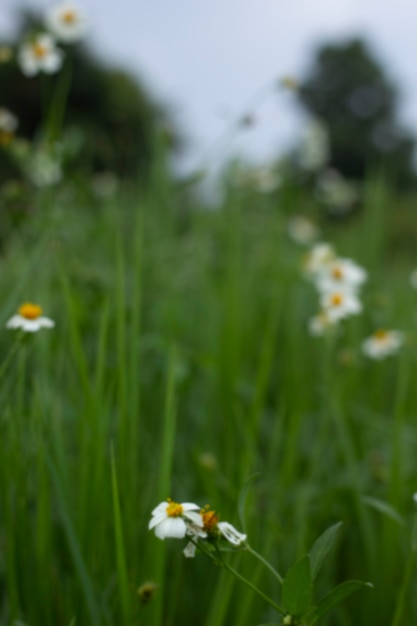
<box><xmin>46</xmin><ymin>2</ymin><xmax>88</xmax><ymax>43</ymax></box>
<box><xmin>298</xmin><ymin>117</ymin><xmax>329</xmax><ymax>172</ymax></box>
<box><xmin>149</xmin><ymin>500</ymin><xmax>203</xmax><ymax>540</ymax></box>
<box><xmin>0</xmin><ymin>108</ymin><xmax>18</xmax><ymax>146</ymax></box>
<box><xmin>316</xmin><ymin>169</ymin><xmax>359</xmax><ymax>215</ymax></box>
<box><xmin>308</xmin><ymin>310</ymin><xmax>338</xmax><ymax>336</ymax></box>
<box><xmin>315</xmin><ymin>258</ymin><xmax>367</xmax><ymax>293</ymax></box>
<box><xmin>92</xmin><ymin>171</ymin><xmax>118</xmax><ymax>198</ymax></box>
<box><xmin>362</xmin><ymin>329</ymin><xmax>403</xmax><ymax>360</ymax></box>
<box><xmin>287</xmin><ymin>215</ymin><xmax>319</xmax><ymax>246</ymax></box>
<box><xmin>410</xmin><ymin>269</ymin><xmax>417</xmax><ymax>290</ymax></box>
<box><xmin>320</xmin><ymin>288</ymin><xmax>362</xmax><ymax>322</ymax></box>
<box><xmin>303</xmin><ymin>242</ymin><xmax>336</xmax><ymax>277</ymax></box>
<box><xmin>18</xmin><ymin>34</ymin><xmax>63</xmax><ymax>77</ymax></box>
<box><xmin>28</xmin><ymin>144</ymin><xmax>63</xmax><ymax>187</ymax></box>
<box><xmin>6</xmin><ymin>303</ymin><xmax>54</xmax><ymax>332</ymax></box>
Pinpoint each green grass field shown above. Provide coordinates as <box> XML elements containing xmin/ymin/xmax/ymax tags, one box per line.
<box><xmin>1</xmin><ymin>167</ymin><xmax>417</xmax><ymax>626</ymax></box>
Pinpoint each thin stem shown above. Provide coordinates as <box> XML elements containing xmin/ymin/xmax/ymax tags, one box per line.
<box><xmin>222</xmin><ymin>559</ymin><xmax>285</xmax><ymax>615</ymax></box>
<box><xmin>390</xmin><ymin>549</ymin><xmax>416</xmax><ymax>626</ymax></box>
<box><xmin>0</xmin><ymin>333</ymin><xmax>23</xmax><ymax>383</ymax></box>
<box><xmin>246</xmin><ymin>543</ymin><xmax>284</xmax><ymax>584</ymax></box>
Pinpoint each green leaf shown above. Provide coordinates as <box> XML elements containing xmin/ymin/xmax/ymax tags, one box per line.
<box><xmin>238</xmin><ymin>473</ymin><xmax>261</xmax><ymax>534</ymax></box>
<box><xmin>310</xmin><ymin>580</ymin><xmax>373</xmax><ymax>624</ymax></box>
<box><xmin>282</xmin><ymin>555</ymin><xmax>313</xmax><ymax>617</ymax></box>
<box><xmin>361</xmin><ymin>496</ymin><xmax>405</xmax><ymax>526</ymax></box>
<box><xmin>309</xmin><ymin>521</ymin><xmax>343</xmax><ymax>580</ymax></box>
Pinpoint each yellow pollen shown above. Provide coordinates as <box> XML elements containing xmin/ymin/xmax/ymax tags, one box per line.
<box><xmin>201</xmin><ymin>508</ymin><xmax>219</xmax><ymax>532</ymax></box>
<box><xmin>62</xmin><ymin>10</ymin><xmax>76</xmax><ymax>24</ymax></box>
<box><xmin>18</xmin><ymin>303</ymin><xmax>42</xmax><ymax>320</ymax></box>
<box><xmin>166</xmin><ymin>499</ymin><xmax>183</xmax><ymax>517</ymax></box>
<box><xmin>331</xmin><ymin>266</ymin><xmax>344</xmax><ymax>280</ymax></box>
<box><xmin>33</xmin><ymin>43</ymin><xmax>47</xmax><ymax>59</ymax></box>
<box><xmin>330</xmin><ymin>293</ymin><xmax>343</xmax><ymax>307</ymax></box>
<box><xmin>374</xmin><ymin>329</ymin><xmax>389</xmax><ymax>341</ymax></box>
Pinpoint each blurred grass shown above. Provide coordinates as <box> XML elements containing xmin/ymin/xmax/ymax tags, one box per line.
<box><xmin>0</xmin><ymin>168</ymin><xmax>417</xmax><ymax>626</ymax></box>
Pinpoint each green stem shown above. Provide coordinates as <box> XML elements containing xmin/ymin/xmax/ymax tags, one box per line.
<box><xmin>246</xmin><ymin>543</ymin><xmax>284</xmax><ymax>584</ymax></box>
<box><xmin>0</xmin><ymin>333</ymin><xmax>23</xmax><ymax>383</ymax></box>
<box><xmin>222</xmin><ymin>559</ymin><xmax>285</xmax><ymax>615</ymax></box>
<box><xmin>390</xmin><ymin>550</ymin><xmax>416</xmax><ymax>626</ymax></box>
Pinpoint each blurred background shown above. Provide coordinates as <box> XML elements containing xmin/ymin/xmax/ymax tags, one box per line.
<box><xmin>2</xmin><ymin>0</ymin><xmax>417</xmax><ymax>177</ymax></box>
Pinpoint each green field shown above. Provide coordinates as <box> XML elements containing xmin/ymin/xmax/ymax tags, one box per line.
<box><xmin>1</xmin><ymin>168</ymin><xmax>417</xmax><ymax>626</ymax></box>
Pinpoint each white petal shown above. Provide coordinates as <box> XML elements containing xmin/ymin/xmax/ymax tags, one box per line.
<box><xmin>154</xmin><ymin>517</ymin><xmax>186</xmax><ymax>540</ymax></box>
<box><xmin>6</xmin><ymin>315</ymin><xmax>24</xmax><ymax>329</ymax></box>
<box><xmin>181</xmin><ymin>502</ymin><xmax>201</xmax><ymax>511</ymax></box>
<box><xmin>183</xmin><ymin>510</ymin><xmax>204</xmax><ymax>527</ymax></box>
<box><xmin>39</xmin><ymin>317</ymin><xmax>55</xmax><ymax>328</ymax></box>
<box><xmin>151</xmin><ymin>501</ymin><xmax>169</xmax><ymax>516</ymax></box>
<box><xmin>183</xmin><ymin>542</ymin><xmax>197</xmax><ymax>558</ymax></box>
<box><xmin>148</xmin><ymin>511</ymin><xmax>168</xmax><ymax>530</ymax></box>
<box><xmin>218</xmin><ymin>522</ymin><xmax>247</xmax><ymax>546</ymax></box>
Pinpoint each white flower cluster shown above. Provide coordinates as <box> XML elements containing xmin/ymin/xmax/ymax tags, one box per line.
<box><xmin>305</xmin><ymin>243</ymin><xmax>366</xmax><ymax>335</ymax></box>
<box><xmin>149</xmin><ymin>499</ymin><xmax>247</xmax><ymax>558</ymax></box>
<box><xmin>18</xmin><ymin>2</ymin><xmax>87</xmax><ymax>77</ymax></box>
<box><xmin>304</xmin><ymin>243</ymin><xmax>404</xmax><ymax>360</ymax></box>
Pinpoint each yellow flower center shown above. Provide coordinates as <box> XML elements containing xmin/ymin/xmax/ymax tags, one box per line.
<box><xmin>62</xmin><ymin>10</ymin><xmax>77</xmax><ymax>24</ymax></box>
<box><xmin>330</xmin><ymin>293</ymin><xmax>344</xmax><ymax>307</ymax></box>
<box><xmin>374</xmin><ymin>329</ymin><xmax>389</xmax><ymax>342</ymax></box>
<box><xmin>33</xmin><ymin>43</ymin><xmax>47</xmax><ymax>59</ymax></box>
<box><xmin>166</xmin><ymin>499</ymin><xmax>183</xmax><ymax>517</ymax></box>
<box><xmin>201</xmin><ymin>507</ymin><xmax>219</xmax><ymax>532</ymax></box>
<box><xmin>18</xmin><ymin>303</ymin><xmax>42</xmax><ymax>320</ymax></box>
<box><xmin>331</xmin><ymin>266</ymin><xmax>344</xmax><ymax>280</ymax></box>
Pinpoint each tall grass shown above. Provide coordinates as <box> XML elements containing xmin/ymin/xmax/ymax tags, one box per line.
<box><xmin>0</xmin><ymin>169</ymin><xmax>416</xmax><ymax>626</ymax></box>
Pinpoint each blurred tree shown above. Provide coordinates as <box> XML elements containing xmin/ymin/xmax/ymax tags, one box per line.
<box><xmin>0</xmin><ymin>10</ymin><xmax>178</xmax><ymax>184</ymax></box>
<box><xmin>298</xmin><ymin>38</ymin><xmax>416</xmax><ymax>185</ymax></box>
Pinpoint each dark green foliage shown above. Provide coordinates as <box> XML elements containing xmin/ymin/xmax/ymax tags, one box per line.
<box><xmin>0</xmin><ymin>11</ymin><xmax>175</xmax><ymax>183</ymax></box>
<box><xmin>298</xmin><ymin>38</ymin><xmax>416</xmax><ymax>186</ymax></box>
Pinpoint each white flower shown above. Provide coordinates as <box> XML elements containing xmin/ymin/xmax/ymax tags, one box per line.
<box><xmin>315</xmin><ymin>257</ymin><xmax>367</xmax><ymax>293</ymax></box>
<box><xmin>217</xmin><ymin>522</ymin><xmax>247</xmax><ymax>546</ymax></box>
<box><xmin>46</xmin><ymin>2</ymin><xmax>88</xmax><ymax>43</ymax></box>
<box><xmin>0</xmin><ymin>108</ymin><xmax>18</xmax><ymax>146</ymax></box>
<box><xmin>287</xmin><ymin>216</ymin><xmax>319</xmax><ymax>246</ymax></box>
<box><xmin>18</xmin><ymin>34</ymin><xmax>63</xmax><ymax>77</ymax></box>
<box><xmin>149</xmin><ymin>500</ymin><xmax>203</xmax><ymax>540</ymax></box>
<box><xmin>303</xmin><ymin>242</ymin><xmax>336</xmax><ymax>277</ymax></box>
<box><xmin>308</xmin><ymin>310</ymin><xmax>338</xmax><ymax>336</ymax></box>
<box><xmin>362</xmin><ymin>329</ymin><xmax>404</xmax><ymax>360</ymax></box>
<box><xmin>320</xmin><ymin>288</ymin><xmax>362</xmax><ymax>322</ymax></box>
<box><xmin>316</xmin><ymin>169</ymin><xmax>359</xmax><ymax>215</ymax></box>
<box><xmin>6</xmin><ymin>303</ymin><xmax>54</xmax><ymax>332</ymax></box>
<box><xmin>298</xmin><ymin>117</ymin><xmax>329</xmax><ymax>172</ymax></box>
<box><xmin>183</xmin><ymin>508</ymin><xmax>246</xmax><ymax>557</ymax></box>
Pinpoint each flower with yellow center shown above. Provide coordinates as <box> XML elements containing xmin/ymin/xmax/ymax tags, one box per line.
<box><xmin>320</xmin><ymin>287</ymin><xmax>362</xmax><ymax>322</ymax></box>
<box><xmin>18</xmin><ymin>34</ymin><xmax>63</xmax><ymax>77</ymax></box>
<box><xmin>308</xmin><ymin>310</ymin><xmax>338</xmax><ymax>336</ymax></box>
<box><xmin>46</xmin><ymin>2</ymin><xmax>88</xmax><ymax>43</ymax></box>
<box><xmin>362</xmin><ymin>329</ymin><xmax>404</xmax><ymax>360</ymax></box>
<box><xmin>184</xmin><ymin>505</ymin><xmax>247</xmax><ymax>558</ymax></box>
<box><xmin>6</xmin><ymin>303</ymin><xmax>55</xmax><ymax>332</ymax></box>
<box><xmin>315</xmin><ymin>257</ymin><xmax>367</xmax><ymax>292</ymax></box>
<box><xmin>148</xmin><ymin>499</ymin><xmax>203</xmax><ymax>540</ymax></box>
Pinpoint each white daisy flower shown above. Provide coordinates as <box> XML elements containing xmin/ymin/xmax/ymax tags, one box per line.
<box><xmin>183</xmin><ymin>507</ymin><xmax>246</xmax><ymax>558</ymax></box>
<box><xmin>303</xmin><ymin>242</ymin><xmax>336</xmax><ymax>277</ymax></box>
<box><xmin>308</xmin><ymin>310</ymin><xmax>338</xmax><ymax>336</ymax></box>
<box><xmin>149</xmin><ymin>499</ymin><xmax>203</xmax><ymax>540</ymax></box>
<box><xmin>362</xmin><ymin>329</ymin><xmax>404</xmax><ymax>360</ymax></box>
<box><xmin>18</xmin><ymin>34</ymin><xmax>63</xmax><ymax>77</ymax></box>
<box><xmin>6</xmin><ymin>303</ymin><xmax>55</xmax><ymax>332</ymax></box>
<box><xmin>287</xmin><ymin>216</ymin><xmax>319</xmax><ymax>246</ymax></box>
<box><xmin>315</xmin><ymin>257</ymin><xmax>367</xmax><ymax>293</ymax></box>
<box><xmin>46</xmin><ymin>2</ymin><xmax>88</xmax><ymax>43</ymax></box>
<box><xmin>320</xmin><ymin>288</ymin><xmax>362</xmax><ymax>322</ymax></box>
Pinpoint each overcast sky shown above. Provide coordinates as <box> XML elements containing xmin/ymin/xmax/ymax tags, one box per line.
<box><xmin>2</xmin><ymin>0</ymin><xmax>417</xmax><ymax>173</ymax></box>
